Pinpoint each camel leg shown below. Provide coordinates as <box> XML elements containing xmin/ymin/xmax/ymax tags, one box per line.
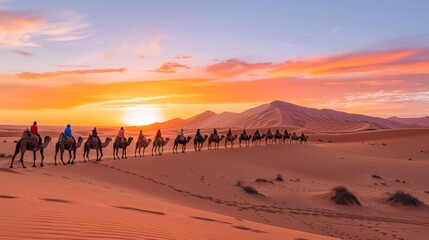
<box><xmin>59</xmin><ymin>148</ymin><xmax>66</xmax><ymax>165</ymax></box>
<box><xmin>32</xmin><ymin>151</ymin><xmax>36</xmax><ymax>167</ymax></box>
<box><xmin>10</xmin><ymin>145</ymin><xmax>21</xmax><ymax>168</ymax></box>
<box><xmin>142</xmin><ymin>147</ymin><xmax>145</xmax><ymax>157</ymax></box>
<box><xmin>99</xmin><ymin>148</ymin><xmax>103</xmax><ymax>161</ymax></box>
<box><xmin>71</xmin><ymin>148</ymin><xmax>76</xmax><ymax>164</ymax></box>
<box><xmin>124</xmin><ymin>148</ymin><xmax>127</xmax><ymax>159</ymax></box>
<box><xmin>54</xmin><ymin>143</ymin><xmax>59</xmax><ymax>165</ymax></box>
<box><xmin>40</xmin><ymin>149</ymin><xmax>45</xmax><ymax>167</ymax></box>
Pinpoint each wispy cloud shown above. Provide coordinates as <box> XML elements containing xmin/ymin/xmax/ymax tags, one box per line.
<box><xmin>175</xmin><ymin>55</ymin><xmax>192</xmax><ymax>60</ymax></box>
<box><xmin>205</xmin><ymin>58</ymin><xmax>272</xmax><ymax>78</ymax></box>
<box><xmin>0</xmin><ymin>9</ymin><xmax>91</xmax><ymax>48</ymax></box>
<box><xmin>11</xmin><ymin>49</ymin><xmax>33</xmax><ymax>57</ymax></box>
<box><xmin>152</xmin><ymin>61</ymin><xmax>190</xmax><ymax>73</ymax></box>
<box><xmin>16</xmin><ymin>68</ymin><xmax>125</xmax><ymax>79</ymax></box>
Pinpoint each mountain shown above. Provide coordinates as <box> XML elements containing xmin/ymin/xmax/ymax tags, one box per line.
<box><xmin>387</xmin><ymin>116</ymin><xmax>429</xmax><ymax>127</ymax></box>
<box><xmin>146</xmin><ymin>100</ymin><xmax>413</xmax><ymax>131</ymax></box>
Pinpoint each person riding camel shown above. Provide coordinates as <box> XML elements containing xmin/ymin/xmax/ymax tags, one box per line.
<box><xmin>301</xmin><ymin>132</ymin><xmax>305</xmax><ymax>140</ymax></box>
<box><xmin>267</xmin><ymin>129</ymin><xmax>272</xmax><ymax>138</ymax></box>
<box><xmin>155</xmin><ymin>129</ymin><xmax>162</xmax><ymax>140</ymax></box>
<box><xmin>284</xmin><ymin>129</ymin><xmax>289</xmax><ymax>136</ymax></box>
<box><xmin>213</xmin><ymin>128</ymin><xmax>218</xmax><ymax>136</ymax></box>
<box><xmin>275</xmin><ymin>129</ymin><xmax>280</xmax><ymax>136</ymax></box>
<box><xmin>179</xmin><ymin>128</ymin><xmax>185</xmax><ymax>141</ymax></box>
<box><xmin>62</xmin><ymin>124</ymin><xmax>76</xmax><ymax>147</ymax></box>
<box><xmin>255</xmin><ymin>129</ymin><xmax>260</xmax><ymax>138</ymax></box>
<box><xmin>30</xmin><ymin>121</ymin><xmax>42</xmax><ymax>147</ymax></box>
<box><xmin>242</xmin><ymin>129</ymin><xmax>247</xmax><ymax>137</ymax></box>
<box><xmin>91</xmin><ymin>127</ymin><xmax>102</xmax><ymax>148</ymax></box>
<box><xmin>138</xmin><ymin>130</ymin><xmax>144</xmax><ymax>140</ymax></box>
<box><xmin>195</xmin><ymin>128</ymin><xmax>202</xmax><ymax>140</ymax></box>
<box><xmin>227</xmin><ymin>128</ymin><xmax>232</xmax><ymax>137</ymax></box>
<box><xmin>117</xmin><ymin>127</ymin><xmax>126</xmax><ymax>145</ymax></box>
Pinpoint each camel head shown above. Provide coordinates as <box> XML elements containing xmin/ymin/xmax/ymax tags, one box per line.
<box><xmin>203</xmin><ymin>135</ymin><xmax>208</xmax><ymax>140</ymax></box>
<box><xmin>127</xmin><ymin>137</ymin><xmax>133</xmax><ymax>146</ymax></box>
<box><xmin>163</xmin><ymin>137</ymin><xmax>171</xmax><ymax>146</ymax></box>
<box><xmin>186</xmin><ymin>136</ymin><xmax>192</xmax><ymax>143</ymax></box>
<box><xmin>147</xmin><ymin>138</ymin><xmax>152</xmax><ymax>144</ymax></box>
<box><xmin>233</xmin><ymin>135</ymin><xmax>237</xmax><ymax>140</ymax></box>
<box><xmin>76</xmin><ymin>136</ymin><xmax>84</xmax><ymax>148</ymax></box>
<box><xmin>102</xmin><ymin>137</ymin><xmax>113</xmax><ymax>148</ymax></box>
<box><xmin>40</xmin><ymin>136</ymin><xmax>52</xmax><ymax>149</ymax></box>
<box><xmin>219</xmin><ymin>135</ymin><xmax>225</xmax><ymax>141</ymax></box>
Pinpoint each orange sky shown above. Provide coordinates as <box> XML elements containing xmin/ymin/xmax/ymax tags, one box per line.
<box><xmin>1</xmin><ymin>2</ymin><xmax>429</xmax><ymax>126</ymax></box>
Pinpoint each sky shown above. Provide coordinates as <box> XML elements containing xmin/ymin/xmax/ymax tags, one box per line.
<box><xmin>1</xmin><ymin>0</ymin><xmax>429</xmax><ymax>126</ymax></box>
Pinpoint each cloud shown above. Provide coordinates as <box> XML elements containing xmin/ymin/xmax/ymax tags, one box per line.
<box><xmin>16</xmin><ymin>68</ymin><xmax>126</xmax><ymax>79</ymax></box>
<box><xmin>152</xmin><ymin>61</ymin><xmax>190</xmax><ymax>73</ymax></box>
<box><xmin>205</xmin><ymin>58</ymin><xmax>272</xmax><ymax>78</ymax></box>
<box><xmin>54</xmin><ymin>64</ymin><xmax>91</xmax><ymax>68</ymax></box>
<box><xmin>0</xmin><ymin>9</ymin><xmax>90</xmax><ymax>48</ymax></box>
<box><xmin>271</xmin><ymin>48</ymin><xmax>429</xmax><ymax>78</ymax></box>
<box><xmin>175</xmin><ymin>55</ymin><xmax>192</xmax><ymax>60</ymax></box>
<box><xmin>11</xmin><ymin>49</ymin><xmax>33</xmax><ymax>57</ymax></box>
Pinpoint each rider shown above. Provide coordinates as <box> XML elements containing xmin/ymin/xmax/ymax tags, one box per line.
<box><xmin>156</xmin><ymin>129</ymin><xmax>162</xmax><ymax>139</ymax></box>
<box><xmin>255</xmin><ymin>129</ymin><xmax>260</xmax><ymax>137</ymax></box>
<box><xmin>138</xmin><ymin>130</ymin><xmax>144</xmax><ymax>140</ymax></box>
<box><xmin>242</xmin><ymin>129</ymin><xmax>247</xmax><ymax>137</ymax></box>
<box><xmin>92</xmin><ymin>127</ymin><xmax>102</xmax><ymax>148</ymax></box>
<box><xmin>30</xmin><ymin>121</ymin><xmax>42</xmax><ymax>147</ymax></box>
<box><xmin>63</xmin><ymin>124</ymin><xmax>76</xmax><ymax>147</ymax></box>
<box><xmin>267</xmin><ymin>129</ymin><xmax>272</xmax><ymax>137</ymax></box>
<box><xmin>213</xmin><ymin>128</ymin><xmax>218</xmax><ymax>136</ymax></box>
<box><xmin>195</xmin><ymin>128</ymin><xmax>202</xmax><ymax>140</ymax></box>
<box><xmin>117</xmin><ymin>127</ymin><xmax>125</xmax><ymax>144</ymax></box>
<box><xmin>179</xmin><ymin>128</ymin><xmax>185</xmax><ymax>141</ymax></box>
<box><xmin>227</xmin><ymin>128</ymin><xmax>232</xmax><ymax>137</ymax></box>
<box><xmin>284</xmin><ymin>129</ymin><xmax>289</xmax><ymax>136</ymax></box>
<box><xmin>301</xmin><ymin>132</ymin><xmax>305</xmax><ymax>139</ymax></box>
<box><xmin>275</xmin><ymin>129</ymin><xmax>280</xmax><ymax>135</ymax></box>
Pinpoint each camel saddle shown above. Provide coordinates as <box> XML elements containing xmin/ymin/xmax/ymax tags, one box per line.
<box><xmin>178</xmin><ymin>135</ymin><xmax>185</xmax><ymax>141</ymax></box>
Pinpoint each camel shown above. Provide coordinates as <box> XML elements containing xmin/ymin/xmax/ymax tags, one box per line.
<box><xmin>194</xmin><ymin>135</ymin><xmax>208</xmax><ymax>151</ymax></box>
<box><xmin>225</xmin><ymin>134</ymin><xmax>238</xmax><ymax>149</ymax></box>
<box><xmin>152</xmin><ymin>137</ymin><xmax>170</xmax><ymax>156</ymax></box>
<box><xmin>274</xmin><ymin>131</ymin><xmax>283</xmax><ymax>144</ymax></box>
<box><xmin>135</xmin><ymin>137</ymin><xmax>152</xmax><ymax>157</ymax></box>
<box><xmin>83</xmin><ymin>136</ymin><xmax>112</xmax><ymax>162</ymax></box>
<box><xmin>113</xmin><ymin>137</ymin><xmax>133</xmax><ymax>160</ymax></box>
<box><xmin>265</xmin><ymin>132</ymin><xmax>274</xmax><ymax>145</ymax></box>
<box><xmin>252</xmin><ymin>133</ymin><xmax>265</xmax><ymax>146</ymax></box>
<box><xmin>10</xmin><ymin>134</ymin><xmax>51</xmax><ymax>168</ymax></box>
<box><xmin>290</xmin><ymin>132</ymin><xmax>299</xmax><ymax>143</ymax></box>
<box><xmin>173</xmin><ymin>136</ymin><xmax>192</xmax><ymax>154</ymax></box>
<box><xmin>282</xmin><ymin>131</ymin><xmax>290</xmax><ymax>143</ymax></box>
<box><xmin>54</xmin><ymin>133</ymin><xmax>84</xmax><ymax>165</ymax></box>
<box><xmin>299</xmin><ymin>135</ymin><xmax>309</xmax><ymax>144</ymax></box>
<box><xmin>239</xmin><ymin>134</ymin><xmax>252</xmax><ymax>147</ymax></box>
<box><xmin>208</xmin><ymin>134</ymin><xmax>225</xmax><ymax>150</ymax></box>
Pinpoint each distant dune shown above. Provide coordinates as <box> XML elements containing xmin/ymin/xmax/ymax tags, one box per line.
<box><xmin>388</xmin><ymin>116</ymin><xmax>429</xmax><ymax>127</ymax></box>
<box><xmin>147</xmin><ymin>100</ymin><xmax>412</xmax><ymax>132</ymax></box>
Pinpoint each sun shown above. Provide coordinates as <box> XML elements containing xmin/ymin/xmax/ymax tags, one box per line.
<box><xmin>122</xmin><ymin>107</ymin><xmax>163</xmax><ymax>126</ymax></box>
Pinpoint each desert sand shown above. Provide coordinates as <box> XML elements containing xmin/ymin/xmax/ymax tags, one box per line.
<box><xmin>1</xmin><ymin>122</ymin><xmax>428</xmax><ymax>240</ymax></box>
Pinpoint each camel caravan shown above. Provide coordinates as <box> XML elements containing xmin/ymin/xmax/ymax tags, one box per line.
<box><xmin>9</xmin><ymin>122</ymin><xmax>309</xmax><ymax>168</ymax></box>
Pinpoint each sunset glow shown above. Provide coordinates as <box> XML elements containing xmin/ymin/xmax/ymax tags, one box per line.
<box><xmin>1</xmin><ymin>1</ymin><xmax>429</xmax><ymax>126</ymax></box>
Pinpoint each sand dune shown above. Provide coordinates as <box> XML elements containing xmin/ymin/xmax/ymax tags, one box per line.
<box><xmin>148</xmin><ymin>101</ymin><xmax>412</xmax><ymax>132</ymax></box>
<box><xmin>388</xmin><ymin>116</ymin><xmax>429</xmax><ymax>127</ymax></box>
<box><xmin>1</xmin><ymin>126</ymin><xmax>428</xmax><ymax>239</ymax></box>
